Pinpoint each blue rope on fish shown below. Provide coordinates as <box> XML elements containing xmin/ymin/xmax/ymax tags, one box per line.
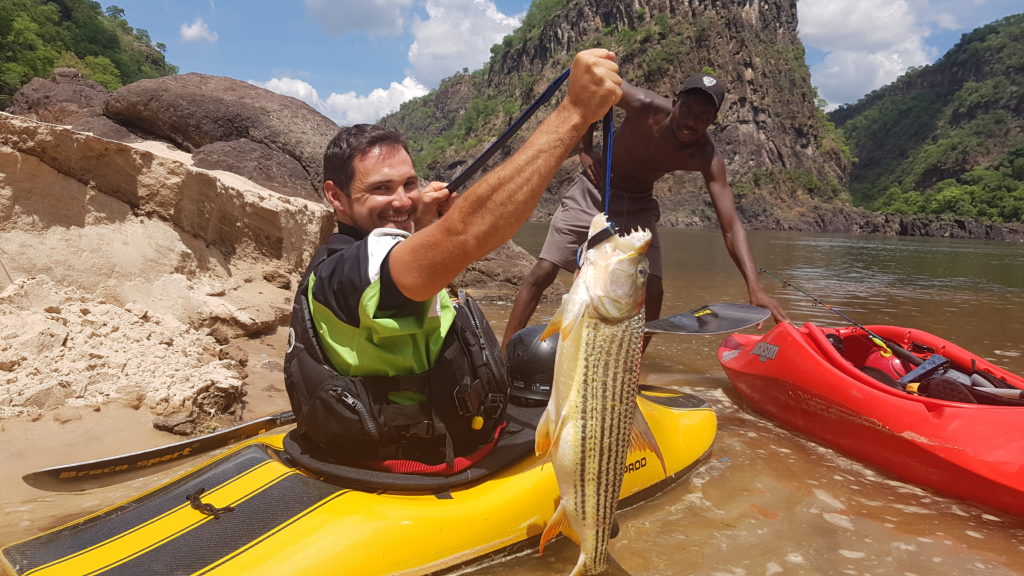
<box><xmin>575</xmin><ymin>108</ymin><xmax>619</xmax><ymax>268</ymax></box>
<box><xmin>602</xmin><ymin>108</ymin><xmax>615</xmax><ymax>219</ymax></box>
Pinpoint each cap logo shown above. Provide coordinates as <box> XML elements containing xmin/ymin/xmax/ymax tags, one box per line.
<box><xmin>703</xmin><ymin>76</ymin><xmax>716</xmax><ymax>87</ymax></box>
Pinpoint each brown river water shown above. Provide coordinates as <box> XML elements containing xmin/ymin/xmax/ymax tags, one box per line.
<box><xmin>3</xmin><ymin>224</ymin><xmax>1024</xmax><ymax>574</ymax></box>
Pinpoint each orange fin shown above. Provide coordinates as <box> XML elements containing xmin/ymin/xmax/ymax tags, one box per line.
<box><xmin>630</xmin><ymin>402</ymin><xmax>667</xmax><ymax>474</ymax></box>
<box><xmin>540</xmin><ymin>300</ymin><xmax>564</xmax><ymax>342</ymax></box>
<box><xmin>539</xmin><ymin>500</ymin><xmax>571</xmax><ymax>555</ymax></box>
<box><xmin>535</xmin><ymin>406</ymin><xmax>553</xmax><ymax>456</ymax></box>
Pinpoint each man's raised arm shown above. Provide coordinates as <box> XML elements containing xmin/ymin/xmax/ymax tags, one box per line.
<box><xmin>391</xmin><ymin>49</ymin><xmax>622</xmax><ymax>302</ymax></box>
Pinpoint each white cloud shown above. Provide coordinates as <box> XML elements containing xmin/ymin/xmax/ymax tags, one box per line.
<box><xmin>809</xmin><ymin>41</ymin><xmax>932</xmax><ymax>107</ymax></box>
<box><xmin>408</xmin><ymin>0</ymin><xmax>522</xmax><ymax>87</ymax></box>
<box><xmin>304</xmin><ymin>0</ymin><xmax>414</xmax><ymax>36</ymax></box>
<box><xmin>799</xmin><ymin>0</ymin><xmax>926</xmax><ymax>52</ymax></box>
<box><xmin>180</xmin><ymin>18</ymin><xmax>219</xmax><ymax>43</ymax></box>
<box><xmin>323</xmin><ymin>77</ymin><xmax>430</xmax><ymax>124</ymax></box>
<box><xmin>252</xmin><ymin>76</ymin><xmax>429</xmax><ymax>125</ymax></box>
<box><xmin>291</xmin><ymin>0</ymin><xmax>522</xmax><ymax>122</ymax></box>
<box><xmin>798</xmin><ymin>0</ymin><xmax>1019</xmax><ymax>108</ymax></box>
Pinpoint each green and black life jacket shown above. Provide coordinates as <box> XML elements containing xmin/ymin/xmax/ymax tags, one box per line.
<box><xmin>283</xmin><ymin>233</ymin><xmax>509</xmax><ymax>467</ymax></box>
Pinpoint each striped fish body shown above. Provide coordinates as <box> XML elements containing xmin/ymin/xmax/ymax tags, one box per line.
<box><xmin>546</xmin><ymin>311</ymin><xmax>645</xmax><ymax>574</ymax></box>
<box><xmin>536</xmin><ymin>214</ymin><xmax>659</xmax><ymax>576</ymax></box>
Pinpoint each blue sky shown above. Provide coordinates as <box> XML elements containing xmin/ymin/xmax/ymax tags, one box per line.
<box><xmin>104</xmin><ymin>1</ymin><xmax>1021</xmax><ymax>123</ymax></box>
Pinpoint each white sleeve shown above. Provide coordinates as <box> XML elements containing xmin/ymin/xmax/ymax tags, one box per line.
<box><xmin>365</xmin><ymin>228</ymin><xmax>443</xmax><ymax>317</ymax></box>
<box><xmin>365</xmin><ymin>228</ymin><xmax>410</xmax><ymax>282</ymax></box>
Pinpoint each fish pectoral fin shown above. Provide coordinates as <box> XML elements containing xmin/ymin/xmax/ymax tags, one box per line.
<box><xmin>542</xmin><ymin>292</ymin><xmax>586</xmax><ymax>341</ymax></box>
<box><xmin>540</xmin><ymin>303</ymin><xmax>564</xmax><ymax>341</ymax></box>
<box><xmin>540</xmin><ymin>499</ymin><xmax>579</xmax><ymax>554</ymax></box>
<box><xmin>630</xmin><ymin>403</ymin><xmax>667</xmax><ymax>475</ymax></box>
<box><xmin>535</xmin><ymin>409</ymin><xmax>553</xmax><ymax>456</ymax></box>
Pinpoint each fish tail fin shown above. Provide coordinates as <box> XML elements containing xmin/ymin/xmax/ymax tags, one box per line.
<box><xmin>568</xmin><ymin>555</ymin><xmax>587</xmax><ymax>576</ymax></box>
<box><xmin>630</xmin><ymin>402</ymin><xmax>667</xmax><ymax>474</ymax></box>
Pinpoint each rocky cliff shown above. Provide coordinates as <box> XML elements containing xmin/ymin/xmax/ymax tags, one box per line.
<box><xmin>384</xmin><ymin>0</ymin><xmax>852</xmax><ymax>230</ymax></box>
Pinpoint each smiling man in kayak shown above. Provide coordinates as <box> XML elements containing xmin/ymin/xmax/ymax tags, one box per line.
<box><xmin>283</xmin><ymin>49</ymin><xmax>623</xmax><ymax>470</ymax></box>
<box><xmin>501</xmin><ymin>73</ymin><xmax>789</xmax><ymax>350</ymax></box>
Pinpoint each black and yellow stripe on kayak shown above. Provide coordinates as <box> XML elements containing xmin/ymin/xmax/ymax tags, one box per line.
<box><xmin>4</xmin><ymin>444</ymin><xmax>347</xmax><ymax>576</ymax></box>
<box><xmin>3</xmin><ymin>388</ymin><xmax>717</xmax><ymax>576</ymax></box>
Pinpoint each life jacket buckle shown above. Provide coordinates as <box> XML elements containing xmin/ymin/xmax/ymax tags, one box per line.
<box><xmin>483</xmin><ymin>393</ymin><xmax>505</xmax><ymax>418</ymax></box>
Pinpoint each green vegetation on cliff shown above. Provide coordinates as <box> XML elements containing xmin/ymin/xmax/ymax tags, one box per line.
<box><xmin>0</xmin><ymin>0</ymin><xmax>177</xmax><ymax>107</ymax></box>
<box><xmin>832</xmin><ymin>14</ymin><xmax>1024</xmax><ymax>223</ymax></box>
<box><xmin>385</xmin><ymin>0</ymin><xmax>848</xmax><ymax>219</ymax></box>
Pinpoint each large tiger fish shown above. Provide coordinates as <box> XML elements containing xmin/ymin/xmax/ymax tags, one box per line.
<box><xmin>536</xmin><ymin>213</ymin><xmax>666</xmax><ymax>575</ymax></box>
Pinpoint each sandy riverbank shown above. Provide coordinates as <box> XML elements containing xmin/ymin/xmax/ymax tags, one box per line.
<box><xmin>0</xmin><ymin>327</ymin><xmax>291</xmax><ymax>545</ymax></box>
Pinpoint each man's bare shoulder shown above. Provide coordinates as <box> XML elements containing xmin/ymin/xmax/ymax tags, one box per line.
<box><xmin>620</xmin><ymin>82</ymin><xmax>672</xmax><ymax>113</ymax></box>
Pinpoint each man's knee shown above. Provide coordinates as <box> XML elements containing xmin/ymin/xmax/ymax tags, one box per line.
<box><xmin>525</xmin><ymin>259</ymin><xmax>561</xmax><ymax>288</ymax></box>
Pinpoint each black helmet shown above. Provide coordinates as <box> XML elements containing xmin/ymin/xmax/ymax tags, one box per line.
<box><xmin>505</xmin><ymin>324</ymin><xmax>558</xmax><ymax>406</ymax></box>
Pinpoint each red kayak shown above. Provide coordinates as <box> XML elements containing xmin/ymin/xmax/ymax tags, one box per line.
<box><xmin>718</xmin><ymin>321</ymin><xmax>1024</xmax><ymax>516</ymax></box>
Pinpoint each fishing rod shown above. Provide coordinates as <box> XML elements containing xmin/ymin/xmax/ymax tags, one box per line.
<box><xmin>447</xmin><ymin>68</ymin><xmax>571</xmax><ymax>193</ymax></box>
<box><xmin>758</xmin><ymin>268</ymin><xmax>897</xmax><ymax>358</ymax></box>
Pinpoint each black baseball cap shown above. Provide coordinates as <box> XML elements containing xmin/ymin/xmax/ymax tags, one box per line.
<box><xmin>676</xmin><ymin>74</ymin><xmax>725</xmax><ymax>110</ymax></box>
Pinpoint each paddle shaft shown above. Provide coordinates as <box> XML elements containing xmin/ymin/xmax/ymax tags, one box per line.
<box><xmin>447</xmin><ymin>68</ymin><xmax>570</xmax><ymax>193</ymax></box>
<box><xmin>23</xmin><ymin>411</ymin><xmax>295</xmax><ymax>492</ymax></box>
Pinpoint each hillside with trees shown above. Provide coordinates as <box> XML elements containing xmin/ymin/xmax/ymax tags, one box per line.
<box><xmin>830</xmin><ymin>14</ymin><xmax>1024</xmax><ymax>224</ymax></box>
<box><xmin>0</xmin><ymin>0</ymin><xmax>176</xmax><ymax>108</ymax></box>
<box><xmin>383</xmin><ymin>0</ymin><xmax>851</xmax><ymax>231</ymax></box>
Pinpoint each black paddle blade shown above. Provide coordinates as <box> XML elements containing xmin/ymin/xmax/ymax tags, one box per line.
<box><xmin>644</xmin><ymin>303</ymin><xmax>769</xmax><ymax>335</ymax></box>
<box><xmin>23</xmin><ymin>411</ymin><xmax>295</xmax><ymax>492</ymax></box>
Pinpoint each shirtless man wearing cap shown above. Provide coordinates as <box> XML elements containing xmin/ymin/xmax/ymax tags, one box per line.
<box><xmin>501</xmin><ymin>74</ymin><xmax>789</xmax><ymax>350</ymax></box>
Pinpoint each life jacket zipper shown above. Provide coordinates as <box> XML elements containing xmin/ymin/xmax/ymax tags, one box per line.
<box><xmin>331</xmin><ymin>387</ymin><xmax>380</xmax><ymax>441</ymax></box>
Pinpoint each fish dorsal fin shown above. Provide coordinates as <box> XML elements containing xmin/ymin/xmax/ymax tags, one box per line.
<box><xmin>630</xmin><ymin>402</ymin><xmax>667</xmax><ymax>475</ymax></box>
<box><xmin>539</xmin><ymin>499</ymin><xmax>580</xmax><ymax>554</ymax></box>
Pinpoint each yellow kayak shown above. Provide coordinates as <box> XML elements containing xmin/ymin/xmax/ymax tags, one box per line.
<box><xmin>2</xmin><ymin>386</ymin><xmax>715</xmax><ymax>576</ymax></box>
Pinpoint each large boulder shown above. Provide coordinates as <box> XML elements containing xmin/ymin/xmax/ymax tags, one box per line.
<box><xmin>7</xmin><ymin>68</ymin><xmax>109</xmax><ymax>125</ymax></box>
<box><xmin>451</xmin><ymin>240</ymin><xmax>566</xmax><ymax>303</ymax></box>
<box><xmin>104</xmin><ymin>73</ymin><xmax>338</xmax><ymax>201</ymax></box>
<box><xmin>192</xmin><ymin>139</ymin><xmax>317</xmax><ymax>201</ymax></box>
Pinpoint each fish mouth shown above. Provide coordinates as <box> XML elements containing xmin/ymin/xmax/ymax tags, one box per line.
<box><xmin>610</xmin><ymin>228</ymin><xmax>652</xmax><ymax>256</ymax></box>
